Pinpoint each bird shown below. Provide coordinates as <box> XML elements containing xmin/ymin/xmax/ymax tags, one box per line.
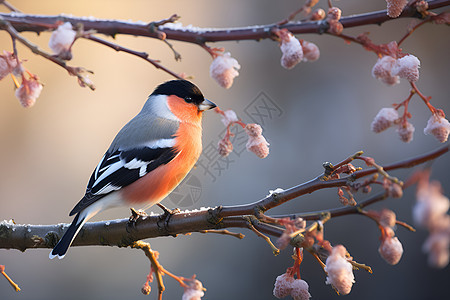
<box><xmin>49</xmin><ymin>79</ymin><xmax>216</xmax><ymax>259</ymax></box>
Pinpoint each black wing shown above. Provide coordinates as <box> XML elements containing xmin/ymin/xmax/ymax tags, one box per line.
<box><xmin>69</xmin><ymin>146</ymin><xmax>179</xmax><ymax>216</ymax></box>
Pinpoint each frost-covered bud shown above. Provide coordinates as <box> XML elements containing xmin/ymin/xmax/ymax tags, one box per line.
<box><xmin>325</xmin><ymin>245</ymin><xmax>355</xmax><ymax>295</ymax></box>
<box><xmin>182</xmin><ymin>279</ymin><xmax>204</xmax><ymax>300</ymax></box>
<box><xmin>290</xmin><ymin>279</ymin><xmax>311</xmax><ymax>300</ymax></box>
<box><xmin>0</xmin><ymin>51</ymin><xmax>23</xmax><ymax>80</ymax></box>
<box><xmin>210</xmin><ymin>52</ymin><xmax>240</xmax><ymax>89</ymax></box>
<box><xmin>372</xmin><ymin>56</ymin><xmax>400</xmax><ymax>85</ymax></box>
<box><xmin>379</xmin><ymin>236</ymin><xmax>404</xmax><ymax>265</ymax></box>
<box><xmin>273</xmin><ymin>273</ymin><xmax>294</xmax><ymax>298</ymax></box>
<box><xmin>279</xmin><ymin>31</ymin><xmax>304</xmax><ymax>69</ymax></box>
<box><xmin>413</xmin><ymin>181</ymin><xmax>449</xmax><ymax>229</ymax></box>
<box><xmin>422</xmin><ymin>217</ymin><xmax>450</xmax><ymax>268</ymax></box>
<box><xmin>396</xmin><ymin>121</ymin><xmax>415</xmax><ymax>143</ymax></box>
<box><xmin>391</xmin><ymin>55</ymin><xmax>420</xmax><ymax>82</ymax></box>
<box><xmin>15</xmin><ymin>75</ymin><xmax>43</xmax><ymax>108</ymax></box>
<box><xmin>424</xmin><ymin>113</ymin><xmax>450</xmax><ymax>143</ymax></box>
<box><xmin>218</xmin><ymin>137</ymin><xmax>233</xmax><ymax>157</ymax></box>
<box><xmin>301</xmin><ymin>41</ymin><xmax>320</xmax><ymax>62</ymax></box>
<box><xmin>311</xmin><ymin>8</ymin><xmax>326</xmax><ymax>21</ymax></box>
<box><xmin>371</xmin><ymin>107</ymin><xmax>399</xmax><ymax>133</ymax></box>
<box><xmin>416</xmin><ymin>0</ymin><xmax>429</xmax><ymax>13</ymax></box>
<box><xmin>48</xmin><ymin>22</ymin><xmax>76</xmax><ymax>60</ymax></box>
<box><xmin>245</xmin><ymin>124</ymin><xmax>270</xmax><ymax>158</ymax></box>
<box><xmin>386</xmin><ymin>0</ymin><xmax>408</xmax><ymax>18</ymax></box>
<box><xmin>220</xmin><ymin>109</ymin><xmax>239</xmax><ymax>127</ymax></box>
<box><xmin>380</xmin><ymin>209</ymin><xmax>396</xmax><ymax>228</ymax></box>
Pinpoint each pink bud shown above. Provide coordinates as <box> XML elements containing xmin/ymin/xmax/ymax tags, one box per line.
<box><xmin>324</xmin><ymin>245</ymin><xmax>355</xmax><ymax>295</ymax></box>
<box><xmin>372</xmin><ymin>56</ymin><xmax>400</xmax><ymax>86</ymax></box>
<box><xmin>379</xmin><ymin>209</ymin><xmax>397</xmax><ymax>228</ymax></box>
<box><xmin>182</xmin><ymin>279</ymin><xmax>204</xmax><ymax>300</ymax></box>
<box><xmin>220</xmin><ymin>109</ymin><xmax>239</xmax><ymax>127</ymax></box>
<box><xmin>301</xmin><ymin>41</ymin><xmax>320</xmax><ymax>62</ymax></box>
<box><xmin>371</xmin><ymin>107</ymin><xmax>399</xmax><ymax>133</ymax></box>
<box><xmin>15</xmin><ymin>75</ymin><xmax>43</xmax><ymax>108</ymax></box>
<box><xmin>0</xmin><ymin>51</ymin><xmax>23</xmax><ymax>80</ymax></box>
<box><xmin>280</xmin><ymin>32</ymin><xmax>303</xmax><ymax>69</ymax></box>
<box><xmin>218</xmin><ymin>137</ymin><xmax>233</xmax><ymax>157</ymax></box>
<box><xmin>290</xmin><ymin>279</ymin><xmax>311</xmax><ymax>300</ymax></box>
<box><xmin>327</xmin><ymin>7</ymin><xmax>342</xmax><ymax>20</ymax></box>
<box><xmin>386</xmin><ymin>0</ymin><xmax>408</xmax><ymax>18</ymax></box>
<box><xmin>424</xmin><ymin>113</ymin><xmax>450</xmax><ymax>143</ymax></box>
<box><xmin>311</xmin><ymin>8</ymin><xmax>326</xmax><ymax>21</ymax></box>
<box><xmin>49</xmin><ymin>22</ymin><xmax>76</xmax><ymax>59</ymax></box>
<box><xmin>273</xmin><ymin>273</ymin><xmax>294</xmax><ymax>298</ymax></box>
<box><xmin>379</xmin><ymin>236</ymin><xmax>404</xmax><ymax>265</ymax></box>
<box><xmin>209</xmin><ymin>52</ymin><xmax>240</xmax><ymax>89</ymax></box>
<box><xmin>396</xmin><ymin>121</ymin><xmax>415</xmax><ymax>143</ymax></box>
<box><xmin>422</xmin><ymin>220</ymin><xmax>450</xmax><ymax>268</ymax></box>
<box><xmin>245</xmin><ymin>124</ymin><xmax>270</xmax><ymax>158</ymax></box>
<box><xmin>391</xmin><ymin>55</ymin><xmax>420</xmax><ymax>82</ymax></box>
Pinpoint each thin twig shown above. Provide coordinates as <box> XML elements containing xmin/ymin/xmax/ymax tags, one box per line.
<box><xmin>0</xmin><ymin>265</ymin><xmax>21</xmax><ymax>292</ymax></box>
<box><xmin>199</xmin><ymin>229</ymin><xmax>245</xmax><ymax>239</ymax></box>
<box><xmin>85</xmin><ymin>34</ymin><xmax>185</xmax><ymax>79</ymax></box>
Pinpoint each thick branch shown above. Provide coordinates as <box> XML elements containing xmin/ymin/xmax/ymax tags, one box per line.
<box><xmin>0</xmin><ymin>145</ymin><xmax>447</xmax><ymax>252</ymax></box>
<box><xmin>0</xmin><ymin>0</ymin><xmax>448</xmax><ymax>44</ymax></box>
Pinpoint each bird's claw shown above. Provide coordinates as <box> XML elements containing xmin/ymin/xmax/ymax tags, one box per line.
<box><xmin>127</xmin><ymin>208</ymin><xmax>148</xmax><ymax>232</ymax></box>
<box><xmin>156</xmin><ymin>203</ymin><xmax>180</xmax><ymax>235</ymax></box>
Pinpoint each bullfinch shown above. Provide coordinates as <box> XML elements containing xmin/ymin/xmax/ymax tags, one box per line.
<box><xmin>50</xmin><ymin>80</ymin><xmax>216</xmax><ymax>259</ymax></box>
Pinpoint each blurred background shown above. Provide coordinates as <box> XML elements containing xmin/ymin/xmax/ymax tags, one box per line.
<box><xmin>0</xmin><ymin>1</ymin><xmax>449</xmax><ymax>299</ymax></box>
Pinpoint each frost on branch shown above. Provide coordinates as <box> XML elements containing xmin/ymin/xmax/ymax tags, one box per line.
<box><xmin>209</xmin><ymin>52</ymin><xmax>240</xmax><ymax>89</ymax></box>
<box><xmin>278</xmin><ymin>30</ymin><xmax>304</xmax><ymax>69</ymax></box>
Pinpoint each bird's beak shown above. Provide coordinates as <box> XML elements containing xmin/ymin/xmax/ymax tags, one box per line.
<box><xmin>198</xmin><ymin>99</ymin><xmax>217</xmax><ymax>111</ymax></box>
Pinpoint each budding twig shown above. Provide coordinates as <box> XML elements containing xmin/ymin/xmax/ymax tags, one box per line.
<box><xmin>199</xmin><ymin>229</ymin><xmax>245</xmax><ymax>239</ymax></box>
<box><xmin>0</xmin><ymin>265</ymin><xmax>21</xmax><ymax>292</ymax></box>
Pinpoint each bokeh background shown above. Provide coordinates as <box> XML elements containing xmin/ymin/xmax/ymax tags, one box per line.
<box><xmin>1</xmin><ymin>1</ymin><xmax>449</xmax><ymax>299</ymax></box>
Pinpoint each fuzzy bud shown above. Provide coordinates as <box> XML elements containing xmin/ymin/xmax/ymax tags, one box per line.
<box><xmin>141</xmin><ymin>282</ymin><xmax>151</xmax><ymax>295</ymax></box>
<box><xmin>413</xmin><ymin>181</ymin><xmax>450</xmax><ymax>230</ymax></box>
<box><xmin>416</xmin><ymin>1</ymin><xmax>429</xmax><ymax>13</ymax></box>
<box><xmin>422</xmin><ymin>219</ymin><xmax>450</xmax><ymax>268</ymax></box>
<box><xmin>396</xmin><ymin>121</ymin><xmax>415</xmax><ymax>143</ymax></box>
<box><xmin>245</xmin><ymin>124</ymin><xmax>270</xmax><ymax>158</ymax></box>
<box><xmin>424</xmin><ymin>113</ymin><xmax>450</xmax><ymax>143</ymax></box>
<box><xmin>380</xmin><ymin>209</ymin><xmax>397</xmax><ymax>228</ymax></box>
<box><xmin>327</xmin><ymin>20</ymin><xmax>343</xmax><ymax>35</ymax></box>
<box><xmin>386</xmin><ymin>0</ymin><xmax>408</xmax><ymax>18</ymax></box>
<box><xmin>324</xmin><ymin>245</ymin><xmax>355</xmax><ymax>295</ymax></box>
<box><xmin>391</xmin><ymin>55</ymin><xmax>420</xmax><ymax>82</ymax></box>
<box><xmin>48</xmin><ymin>22</ymin><xmax>76</xmax><ymax>59</ymax></box>
<box><xmin>310</xmin><ymin>8</ymin><xmax>326</xmax><ymax>20</ymax></box>
<box><xmin>210</xmin><ymin>52</ymin><xmax>240</xmax><ymax>89</ymax></box>
<box><xmin>371</xmin><ymin>107</ymin><xmax>399</xmax><ymax>133</ymax></box>
<box><xmin>327</xmin><ymin>7</ymin><xmax>342</xmax><ymax>20</ymax></box>
<box><xmin>372</xmin><ymin>56</ymin><xmax>400</xmax><ymax>85</ymax></box>
<box><xmin>182</xmin><ymin>279</ymin><xmax>204</xmax><ymax>300</ymax></box>
<box><xmin>0</xmin><ymin>51</ymin><xmax>23</xmax><ymax>80</ymax></box>
<box><xmin>388</xmin><ymin>183</ymin><xmax>403</xmax><ymax>198</ymax></box>
<box><xmin>220</xmin><ymin>109</ymin><xmax>239</xmax><ymax>127</ymax></box>
<box><xmin>379</xmin><ymin>236</ymin><xmax>404</xmax><ymax>265</ymax></box>
<box><xmin>15</xmin><ymin>75</ymin><xmax>43</xmax><ymax>108</ymax></box>
<box><xmin>218</xmin><ymin>137</ymin><xmax>233</xmax><ymax>157</ymax></box>
<box><xmin>301</xmin><ymin>41</ymin><xmax>320</xmax><ymax>62</ymax></box>
<box><xmin>290</xmin><ymin>279</ymin><xmax>311</xmax><ymax>300</ymax></box>
<box><xmin>273</xmin><ymin>273</ymin><xmax>294</xmax><ymax>298</ymax></box>
<box><xmin>279</xmin><ymin>31</ymin><xmax>304</xmax><ymax>69</ymax></box>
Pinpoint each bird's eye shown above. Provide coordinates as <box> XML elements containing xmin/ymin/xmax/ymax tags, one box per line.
<box><xmin>185</xmin><ymin>97</ymin><xmax>192</xmax><ymax>102</ymax></box>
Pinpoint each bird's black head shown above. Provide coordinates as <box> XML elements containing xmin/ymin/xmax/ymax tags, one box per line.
<box><xmin>152</xmin><ymin>80</ymin><xmax>205</xmax><ymax>106</ymax></box>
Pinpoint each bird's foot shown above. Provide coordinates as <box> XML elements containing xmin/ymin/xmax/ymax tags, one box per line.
<box><xmin>127</xmin><ymin>208</ymin><xmax>148</xmax><ymax>232</ymax></box>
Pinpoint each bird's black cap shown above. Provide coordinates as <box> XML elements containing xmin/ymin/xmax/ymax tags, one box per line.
<box><xmin>152</xmin><ymin>80</ymin><xmax>205</xmax><ymax>106</ymax></box>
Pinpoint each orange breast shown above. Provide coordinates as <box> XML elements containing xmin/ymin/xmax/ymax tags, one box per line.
<box><xmin>120</xmin><ymin>104</ymin><xmax>203</xmax><ymax>207</ymax></box>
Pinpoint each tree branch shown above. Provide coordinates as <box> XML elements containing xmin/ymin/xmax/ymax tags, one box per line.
<box><xmin>0</xmin><ymin>0</ymin><xmax>448</xmax><ymax>44</ymax></box>
<box><xmin>1</xmin><ymin>145</ymin><xmax>447</xmax><ymax>252</ymax></box>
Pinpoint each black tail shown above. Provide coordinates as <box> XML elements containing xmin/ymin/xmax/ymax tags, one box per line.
<box><xmin>49</xmin><ymin>213</ymin><xmax>85</xmax><ymax>259</ymax></box>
